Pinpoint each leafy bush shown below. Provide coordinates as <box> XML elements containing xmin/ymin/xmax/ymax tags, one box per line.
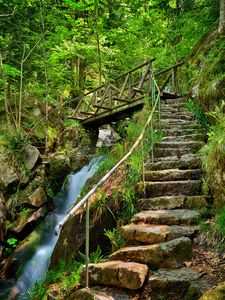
<box><xmin>199</xmin><ymin>101</ymin><xmax>225</xmax><ymax>177</ymax></box>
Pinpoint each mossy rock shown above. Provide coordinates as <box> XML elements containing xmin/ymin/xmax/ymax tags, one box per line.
<box><xmin>199</xmin><ymin>282</ymin><xmax>225</xmax><ymax>300</ymax></box>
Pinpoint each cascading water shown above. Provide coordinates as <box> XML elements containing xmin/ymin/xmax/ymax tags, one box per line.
<box><xmin>0</xmin><ymin>156</ymin><xmax>103</xmax><ymax>300</ymax></box>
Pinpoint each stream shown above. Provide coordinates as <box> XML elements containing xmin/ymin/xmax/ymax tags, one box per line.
<box><xmin>0</xmin><ymin>156</ymin><xmax>103</xmax><ymax>299</ymax></box>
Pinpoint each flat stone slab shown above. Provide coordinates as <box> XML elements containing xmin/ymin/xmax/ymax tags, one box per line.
<box><xmin>138</xmin><ymin>195</ymin><xmax>185</xmax><ymax>210</ymax></box>
<box><xmin>145</xmin><ymin>154</ymin><xmax>201</xmax><ymax>171</ymax></box>
<box><xmin>138</xmin><ymin>180</ymin><xmax>202</xmax><ymax>197</ymax></box>
<box><xmin>160</xmin><ymin>113</ymin><xmax>193</xmax><ymax>120</ymax></box>
<box><xmin>162</xmin><ymin>134</ymin><xmax>205</xmax><ymax>142</ymax></box>
<box><xmin>156</xmin><ymin>141</ymin><xmax>203</xmax><ymax>149</ymax></box>
<box><xmin>145</xmin><ymin>169</ymin><xmax>202</xmax><ymax>181</ymax></box>
<box><xmin>83</xmin><ymin>261</ymin><xmax>148</xmax><ymax>290</ymax></box>
<box><xmin>121</xmin><ymin>223</ymin><xmax>198</xmax><ymax>244</ymax></box>
<box><xmin>110</xmin><ymin>237</ymin><xmax>192</xmax><ymax>268</ymax></box>
<box><xmin>163</xmin><ymin>128</ymin><xmax>202</xmax><ymax>136</ymax></box>
<box><xmin>138</xmin><ymin>195</ymin><xmax>207</xmax><ymax>210</ymax></box>
<box><xmin>131</xmin><ymin>209</ymin><xmax>200</xmax><ymax>225</ymax></box>
<box><xmin>149</xmin><ymin>268</ymin><xmax>202</xmax><ymax>299</ymax></box>
<box><xmin>154</xmin><ymin>146</ymin><xmax>202</xmax><ymax>158</ymax></box>
<box><xmin>69</xmin><ymin>287</ymin><xmax>133</xmax><ymax>300</ymax></box>
<box><xmin>162</xmin><ymin>124</ymin><xmax>201</xmax><ymax>130</ymax></box>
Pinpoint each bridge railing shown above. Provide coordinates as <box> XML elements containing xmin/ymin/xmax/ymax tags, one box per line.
<box><xmin>155</xmin><ymin>61</ymin><xmax>184</xmax><ymax>95</ymax></box>
<box><xmin>73</xmin><ymin>58</ymin><xmax>156</xmax><ymax>121</ymax></box>
<box><xmin>55</xmin><ymin>73</ymin><xmax>161</xmax><ymax>288</ymax></box>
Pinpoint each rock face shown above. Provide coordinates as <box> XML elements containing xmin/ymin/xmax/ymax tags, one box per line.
<box><xmin>0</xmin><ymin>148</ymin><xmax>20</xmax><ymax>192</ymax></box>
<box><xmin>0</xmin><ymin>193</ymin><xmax>6</xmax><ymax>242</ymax></box>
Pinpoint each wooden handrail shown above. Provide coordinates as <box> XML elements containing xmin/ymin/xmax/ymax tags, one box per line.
<box><xmin>72</xmin><ymin>58</ymin><xmax>155</xmax><ymax>109</ymax></box>
<box><xmin>154</xmin><ymin>61</ymin><xmax>184</xmax><ymax>77</ymax></box>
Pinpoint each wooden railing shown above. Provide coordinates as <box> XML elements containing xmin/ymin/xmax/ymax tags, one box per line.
<box><xmin>72</xmin><ymin>58</ymin><xmax>156</xmax><ymax>121</ymax></box>
<box><xmin>71</xmin><ymin>60</ymin><xmax>183</xmax><ymax>123</ymax></box>
<box><xmin>155</xmin><ymin>61</ymin><xmax>183</xmax><ymax>95</ymax></box>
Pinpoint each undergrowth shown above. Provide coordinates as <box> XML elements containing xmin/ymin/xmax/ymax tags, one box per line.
<box><xmin>29</xmin><ymin>247</ymin><xmax>105</xmax><ymax>299</ymax></box>
<box><xmin>185</xmin><ymin>98</ymin><xmax>209</xmax><ymax>129</ymax></box>
<box><xmin>198</xmin><ymin>101</ymin><xmax>225</xmax><ymax>253</ymax></box>
<box><xmin>198</xmin><ymin>101</ymin><xmax>225</xmax><ymax>178</ymax></box>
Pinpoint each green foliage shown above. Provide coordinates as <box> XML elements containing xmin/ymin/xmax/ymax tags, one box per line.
<box><xmin>198</xmin><ymin>101</ymin><xmax>225</xmax><ymax>177</ymax></box>
<box><xmin>186</xmin><ymin>99</ymin><xmax>209</xmax><ymax>129</ymax></box>
<box><xmin>77</xmin><ymin>246</ymin><xmax>106</xmax><ymax>264</ymax></box>
<box><xmin>0</xmin><ymin>130</ymin><xmax>28</xmax><ymax>153</ymax></box>
<box><xmin>29</xmin><ymin>259</ymin><xmax>83</xmax><ymax>299</ymax></box>
<box><xmin>216</xmin><ymin>206</ymin><xmax>225</xmax><ymax>235</ymax></box>
<box><xmin>4</xmin><ymin>237</ymin><xmax>19</xmax><ymax>254</ymax></box>
<box><xmin>104</xmin><ymin>228</ymin><xmax>125</xmax><ymax>252</ymax></box>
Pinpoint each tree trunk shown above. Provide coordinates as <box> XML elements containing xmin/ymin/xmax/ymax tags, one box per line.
<box><xmin>219</xmin><ymin>0</ymin><xmax>225</xmax><ymax>34</ymax></box>
<box><xmin>0</xmin><ymin>52</ymin><xmax>10</xmax><ymax>126</ymax></box>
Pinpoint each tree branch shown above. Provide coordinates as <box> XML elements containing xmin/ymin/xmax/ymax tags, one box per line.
<box><xmin>0</xmin><ymin>7</ymin><xmax>16</xmax><ymax>17</ymax></box>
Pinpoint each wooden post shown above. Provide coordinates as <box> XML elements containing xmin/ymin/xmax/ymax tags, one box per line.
<box><xmin>128</xmin><ymin>73</ymin><xmax>132</xmax><ymax>100</ymax></box>
<box><xmin>148</xmin><ymin>62</ymin><xmax>152</xmax><ymax>94</ymax></box>
<box><xmin>171</xmin><ymin>66</ymin><xmax>178</xmax><ymax>94</ymax></box>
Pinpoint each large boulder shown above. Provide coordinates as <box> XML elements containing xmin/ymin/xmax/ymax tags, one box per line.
<box><xmin>23</xmin><ymin>144</ymin><xmax>41</xmax><ymax>170</ymax></box>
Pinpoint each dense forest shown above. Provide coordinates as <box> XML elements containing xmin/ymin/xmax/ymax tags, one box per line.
<box><xmin>0</xmin><ymin>0</ymin><xmax>225</xmax><ymax>299</ymax></box>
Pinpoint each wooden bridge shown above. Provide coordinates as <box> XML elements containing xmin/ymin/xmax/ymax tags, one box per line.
<box><xmin>70</xmin><ymin>59</ymin><xmax>183</xmax><ymax>128</ymax></box>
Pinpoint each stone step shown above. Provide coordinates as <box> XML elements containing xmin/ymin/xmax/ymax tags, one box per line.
<box><xmin>163</xmin><ymin>98</ymin><xmax>187</xmax><ymax>105</ymax></box>
<box><xmin>160</xmin><ymin>108</ymin><xmax>192</xmax><ymax>114</ymax></box>
<box><xmin>161</xmin><ymin>105</ymin><xmax>188</xmax><ymax>113</ymax></box>
<box><xmin>160</xmin><ymin>113</ymin><xmax>193</xmax><ymax>120</ymax></box>
<box><xmin>162</xmin><ymin>134</ymin><xmax>205</xmax><ymax>142</ymax></box>
<box><xmin>145</xmin><ymin>169</ymin><xmax>202</xmax><ymax>182</ymax></box>
<box><xmin>82</xmin><ymin>261</ymin><xmax>148</xmax><ymax>290</ymax></box>
<box><xmin>162</xmin><ymin>123</ymin><xmax>201</xmax><ymax>130</ymax></box>
<box><xmin>70</xmin><ymin>287</ymin><xmax>132</xmax><ymax>300</ymax></box>
<box><xmin>138</xmin><ymin>195</ymin><xmax>207</xmax><ymax>210</ymax></box>
<box><xmin>139</xmin><ymin>195</ymin><xmax>185</xmax><ymax>210</ymax></box>
<box><xmin>137</xmin><ymin>180</ymin><xmax>202</xmax><ymax>197</ymax></box>
<box><xmin>109</xmin><ymin>237</ymin><xmax>192</xmax><ymax>268</ymax></box>
<box><xmin>154</xmin><ymin>147</ymin><xmax>200</xmax><ymax>158</ymax></box>
<box><xmin>162</xmin><ymin>128</ymin><xmax>202</xmax><ymax>136</ymax></box>
<box><xmin>156</xmin><ymin>141</ymin><xmax>203</xmax><ymax>149</ymax></box>
<box><xmin>121</xmin><ymin>223</ymin><xmax>198</xmax><ymax>244</ymax></box>
<box><xmin>161</xmin><ymin>119</ymin><xmax>194</xmax><ymax>125</ymax></box>
<box><xmin>145</xmin><ymin>155</ymin><xmax>201</xmax><ymax>170</ymax></box>
<box><xmin>131</xmin><ymin>209</ymin><xmax>200</xmax><ymax>225</ymax></box>
<box><xmin>149</xmin><ymin>268</ymin><xmax>202</xmax><ymax>300</ymax></box>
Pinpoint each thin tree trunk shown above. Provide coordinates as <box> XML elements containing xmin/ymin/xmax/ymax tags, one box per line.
<box><xmin>39</xmin><ymin>0</ymin><xmax>49</xmax><ymax>153</ymax></box>
<box><xmin>94</xmin><ymin>0</ymin><xmax>102</xmax><ymax>85</ymax></box>
<box><xmin>0</xmin><ymin>52</ymin><xmax>10</xmax><ymax>126</ymax></box>
<box><xmin>18</xmin><ymin>43</ymin><xmax>25</xmax><ymax>131</ymax></box>
<box><xmin>17</xmin><ymin>34</ymin><xmax>46</xmax><ymax>131</ymax></box>
<box><xmin>219</xmin><ymin>0</ymin><xmax>225</xmax><ymax>34</ymax></box>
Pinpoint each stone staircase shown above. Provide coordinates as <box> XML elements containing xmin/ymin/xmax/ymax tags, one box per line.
<box><xmin>71</xmin><ymin>98</ymin><xmax>208</xmax><ymax>300</ymax></box>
